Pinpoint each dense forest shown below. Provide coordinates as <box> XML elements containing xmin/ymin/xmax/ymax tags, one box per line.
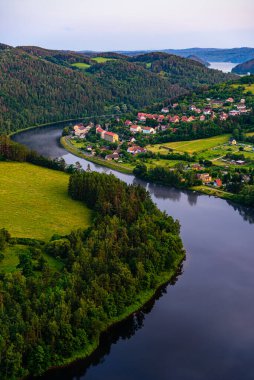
<box><xmin>130</xmin><ymin>52</ymin><xmax>236</xmax><ymax>89</ymax></box>
<box><xmin>0</xmin><ymin>44</ymin><xmax>236</xmax><ymax>134</ymax></box>
<box><xmin>0</xmin><ymin>167</ymin><xmax>185</xmax><ymax>379</ymax></box>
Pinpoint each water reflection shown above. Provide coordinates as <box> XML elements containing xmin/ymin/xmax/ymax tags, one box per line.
<box><xmin>227</xmin><ymin>201</ymin><xmax>254</xmax><ymax>224</ymax></box>
<box><xmin>33</xmin><ymin>267</ymin><xmax>183</xmax><ymax>380</ymax></box>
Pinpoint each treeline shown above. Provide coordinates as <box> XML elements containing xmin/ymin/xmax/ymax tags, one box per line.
<box><xmin>134</xmin><ymin>163</ymin><xmax>201</xmax><ymax>188</ymax></box>
<box><xmin>0</xmin><ymin>135</ymin><xmax>78</xmax><ymax>173</ymax></box>
<box><xmin>0</xmin><ymin>171</ymin><xmax>185</xmax><ymax>379</ymax></box>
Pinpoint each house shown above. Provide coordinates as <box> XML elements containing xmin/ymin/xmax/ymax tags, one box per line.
<box><xmin>103</xmin><ymin>131</ymin><xmax>119</xmax><ymax>143</ymax></box>
<box><xmin>237</xmin><ymin>104</ymin><xmax>246</xmax><ymax>111</ymax></box>
<box><xmin>130</xmin><ymin>125</ymin><xmax>142</xmax><ymax>133</ymax></box>
<box><xmin>181</xmin><ymin>116</ymin><xmax>188</xmax><ymax>122</ymax></box>
<box><xmin>192</xmin><ymin>164</ymin><xmax>203</xmax><ymax>171</ymax></box>
<box><xmin>229</xmin><ymin>137</ymin><xmax>237</xmax><ymax>145</ymax></box>
<box><xmin>171</xmin><ymin>115</ymin><xmax>180</xmax><ymax>123</ymax></box>
<box><xmin>161</xmin><ymin>107</ymin><xmax>169</xmax><ymax>113</ymax></box>
<box><xmin>203</xmin><ymin>107</ymin><xmax>212</xmax><ymax>115</ymax></box>
<box><xmin>130</xmin><ymin>137</ymin><xmax>136</xmax><ymax>143</ymax></box>
<box><xmin>127</xmin><ymin>146</ymin><xmax>147</xmax><ymax>155</ymax></box>
<box><xmin>197</xmin><ymin>173</ymin><xmax>212</xmax><ymax>183</ymax></box>
<box><xmin>240</xmin><ymin>98</ymin><xmax>246</xmax><ymax>103</ymax></box>
<box><xmin>187</xmin><ymin>116</ymin><xmax>196</xmax><ymax>122</ymax></box>
<box><xmin>172</xmin><ymin>103</ymin><xmax>179</xmax><ymax>108</ymax></box>
<box><xmin>220</xmin><ymin>112</ymin><xmax>228</xmax><ymax>121</ymax></box>
<box><xmin>214</xmin><ymin>179</ymin><xmax>222</xmax><ymax>187</ymax></box>
<box><xmin>105</xmin><ymin>152</ymin><xmax>119</xmax><ymax>160</ymax></box>
<box><xmin>190</xmin><ymin>105</ymin><xmax>197</xmax><ymax>111</ymax></box>
<box><xmin>125</xmin><ymin>120</ymin><xmax>133</xmax><ymax>126</ymax></box>
<box><xmin>226</xmin><ymin>97</ymin><xmax>234</xmax><ymax>103</ymax></box>
<box><xmin>157</xmin><ymin>115</ymin><xmax>165</xmax><ymax>123</ymax></box>
<box><xmin>137</xmin><ymin>113</ymin><xmax>146</xmax><ymax>122</ymax></box>
<box><xmin>200</xmin><ymin>115</ymin><xmax>206</xmax><ymax>121</ymax></box>
<box><xmin>229</xmin><ymin>110</ymin><xmax>240</xmax><ymax>116</ymax></box>
<box><xmin>141</xmin><ymin>126</ymin><xmax>155</xmax><ymax>134</ymax></box>
<box><xmin>194</xmin><ymin>108</ymin><xmax>201</xmax><ymax>114</ymax></box>
<box><xmin>96</xmin><ymin>126</ymin><xmax>104</xmax><ymax>134</ymax></box>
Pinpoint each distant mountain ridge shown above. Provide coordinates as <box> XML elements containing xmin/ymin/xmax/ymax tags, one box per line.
<box><xmin>114</xmin><ymin>47</ymin><xmax>254</xmax><ymax>64</ymax></box>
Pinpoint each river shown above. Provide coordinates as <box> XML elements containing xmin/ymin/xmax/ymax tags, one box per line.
<box><xmin>13</xmin><ymin>125</ymin><xmax>254</xmax><ymax>380</ymax></box>
<box><xmin>208</xmin><ymin>62</ymin><xmax>238</xmax><ymax>73</ymax></box>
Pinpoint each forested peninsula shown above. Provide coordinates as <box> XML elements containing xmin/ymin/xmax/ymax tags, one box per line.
<box><xmin>0</xmin><ymin>140</ymin><xmax>185</xmax><ymax>379</ymax></box>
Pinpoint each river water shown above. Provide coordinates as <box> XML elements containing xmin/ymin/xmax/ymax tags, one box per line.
<box><xmin>13</xmin><ymin>125</ymin><xmax>254</xmax><ymax>380</ymax></box>
<box><xmin>208</xmin><ymin>62</ymin><xmax>237</xmax><ymax>73</ymax></box>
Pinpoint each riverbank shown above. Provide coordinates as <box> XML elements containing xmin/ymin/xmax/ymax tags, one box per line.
<box><xmin>61</xmin><ymin>136</ymin><xmax>133</xmax><ymax>174</ymax></box>
<box><xmin>26</xmin><ymin>253</ymin><xmax>185</xmax><ymax>379</ymax></box>
<box><xmin>61</xmin><ymin>136</ymin><xmax>248</xmax><ymax>207</ymax></box>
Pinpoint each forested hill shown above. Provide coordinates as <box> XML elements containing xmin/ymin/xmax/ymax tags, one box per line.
<box><xmin>0</xmin><ymin>44</ymin><xmax>236</xmax><ymax>133</ymax></box>
<box><xmin>232</xmin><ymin>58</ymin><xmax>254</xmax><ymax>74</ymax></box>
<box><xmin>86</xmin><ymin>60</ymin><xmax>184</xmax><ymax>108</ymax></box>
<box><xmin>0</xmin><ymin>47</ymin><xmax>109</xmax><ymax>133</ymax></box>
<box><xmin>129</xmin><ymin>52</ymin><xmax>236</xmax><ymax>89</ymax></box>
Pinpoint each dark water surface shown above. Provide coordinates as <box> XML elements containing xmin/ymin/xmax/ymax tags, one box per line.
<box><xmin>13</xmin><ymin>126</ymin><xmax>254</xmax><ymax>380</ymax></box>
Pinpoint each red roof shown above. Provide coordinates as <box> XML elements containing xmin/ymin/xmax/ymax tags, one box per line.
<box><xmin>215</xmin><ymin>179</ymin><xmax>222</xmax><ymax>187</ymax></box>
<box><xmin>104</xmin><ymin>131</ymin><xmax>117</xmax><ymax>137</ymax></box>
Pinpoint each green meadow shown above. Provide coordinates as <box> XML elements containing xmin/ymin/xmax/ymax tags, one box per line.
<box><xmin>148</xmin><ymin>135</ymin><xmax>230</xmax><ymax>154</ymax></box>
<box><xmin>71</xmin><ymin>62</ymin><xmax>91</xmax><ymax>70</ymax></box>
<box><xmin>0</xmin><ymin>162</ymin><xmax>91</xmax><ymax>240</ymax></box>
<box><xmin>92</xmin><ymin>57</ymin><xmax>115</xmax><ymax>63</ymax></box>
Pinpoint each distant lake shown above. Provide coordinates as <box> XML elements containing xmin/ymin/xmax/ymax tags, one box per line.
<box><xmin>209</xmin><ymin>62</ymin><xmax>238</xmax><ymax>73</ymax></box>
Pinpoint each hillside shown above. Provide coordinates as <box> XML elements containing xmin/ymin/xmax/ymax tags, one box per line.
<box><xmin>87</xmin><ymin>59</ymin><xmax>185</xmax><ymax>107</ymax></box>
<box><xmin>232</xmin><ymin>58</ymin><xmax>254</xmax><ymax>74</ymax></box>
<box><xmin>0</xmin><ymin>47</ymin><xmax>109</xmax><ymax>133</ymax></box>
<box><xmin>0</xmin><ymin>44</ymin><xmax>236</xmax><ymax>133</ymax></box>
<box><xmin>129</xmin><ymin>52</ymin><xmax>236</xmax><ymax>89</ymax></box>
<box><xmin>187</xmin><ymin>55</ymin><xmax>210</xmax><ymax>67</ymax></box>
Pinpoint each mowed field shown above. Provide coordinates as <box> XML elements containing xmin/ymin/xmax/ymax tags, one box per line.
<box><xmin>148</xmin><ymin>135</ymin><xmax>230</xmax><ymax>154</ymax></box>
<box><xmin>71</xmin><ymin>62</ymin><xmax>91</xmax><ymax>70</ymax></box>
<box><xmin>0</xmin><ymin>162</ymin><xmax>91</xmax><ymax>240</ymax></box>
<box><xmin>231</xmin><ymin>84</ymin><xmax>254</xmax><ymax>94</ymax></box>
<box><xmin>91</xmin><ymin>57</ymin><xmax>115</xmax><ymax>63</ymax></box>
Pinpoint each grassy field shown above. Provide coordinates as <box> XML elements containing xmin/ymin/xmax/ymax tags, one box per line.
<box><xmin>191</xmin><ymin>185</ymin><xmax>234</xmax><ymax>200</ymax></box>
<box><xmin>231</xmin><ymin>83</ymin><xmax>254</xmax><ymax>94</ymax></box>
<box><xmin>148</xmin><ymin>135</ymin><xmax>230</xmax><ymax>154</ymax></box>
<box><xmin>0</xmin><ymin>162</ymin><xmax>91</xmax><ymax>240</ymax></box>
<box><xmin>92</xmin><ymin>57</ymin><xmax>115</xmax><ymax>63</ymax></box>
<box><xmin>71</xmin><ymin>62</ymin><xmax>91</xmax><ymax>70</ymax></box>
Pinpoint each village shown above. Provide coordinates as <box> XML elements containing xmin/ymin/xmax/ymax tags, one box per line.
<box><xmin>63</xmin><ymin>88</ymin><xmax>254</xmax><ymax>196</ymax></box>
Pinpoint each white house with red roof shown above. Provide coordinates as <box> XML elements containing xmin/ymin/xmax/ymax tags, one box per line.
<box><xmin>130</xmin><ymin>125</ymin><xmax>142</xmax><ymax>133</ymax></box>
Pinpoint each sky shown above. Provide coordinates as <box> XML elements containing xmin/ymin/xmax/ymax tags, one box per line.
<box><xmin>0</xmin><ymin>0</ymin><xmax>253</xmax><ymax>51</ymax></box>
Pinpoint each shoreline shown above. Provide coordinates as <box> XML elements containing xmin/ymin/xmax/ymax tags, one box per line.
<box><xmin>60</xmin><ymin>136</ymin><xmax>133</xmax><ymax>174</ymax></box>
<box><xmin>61</xmin><ymin>136</ymin><xmax>244</xmax><ymax>206</ymax></box>
<box><xmin>26</xmin><ymin>253</ymin><xmax>185</xmax><ymax>379</ymax></box>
